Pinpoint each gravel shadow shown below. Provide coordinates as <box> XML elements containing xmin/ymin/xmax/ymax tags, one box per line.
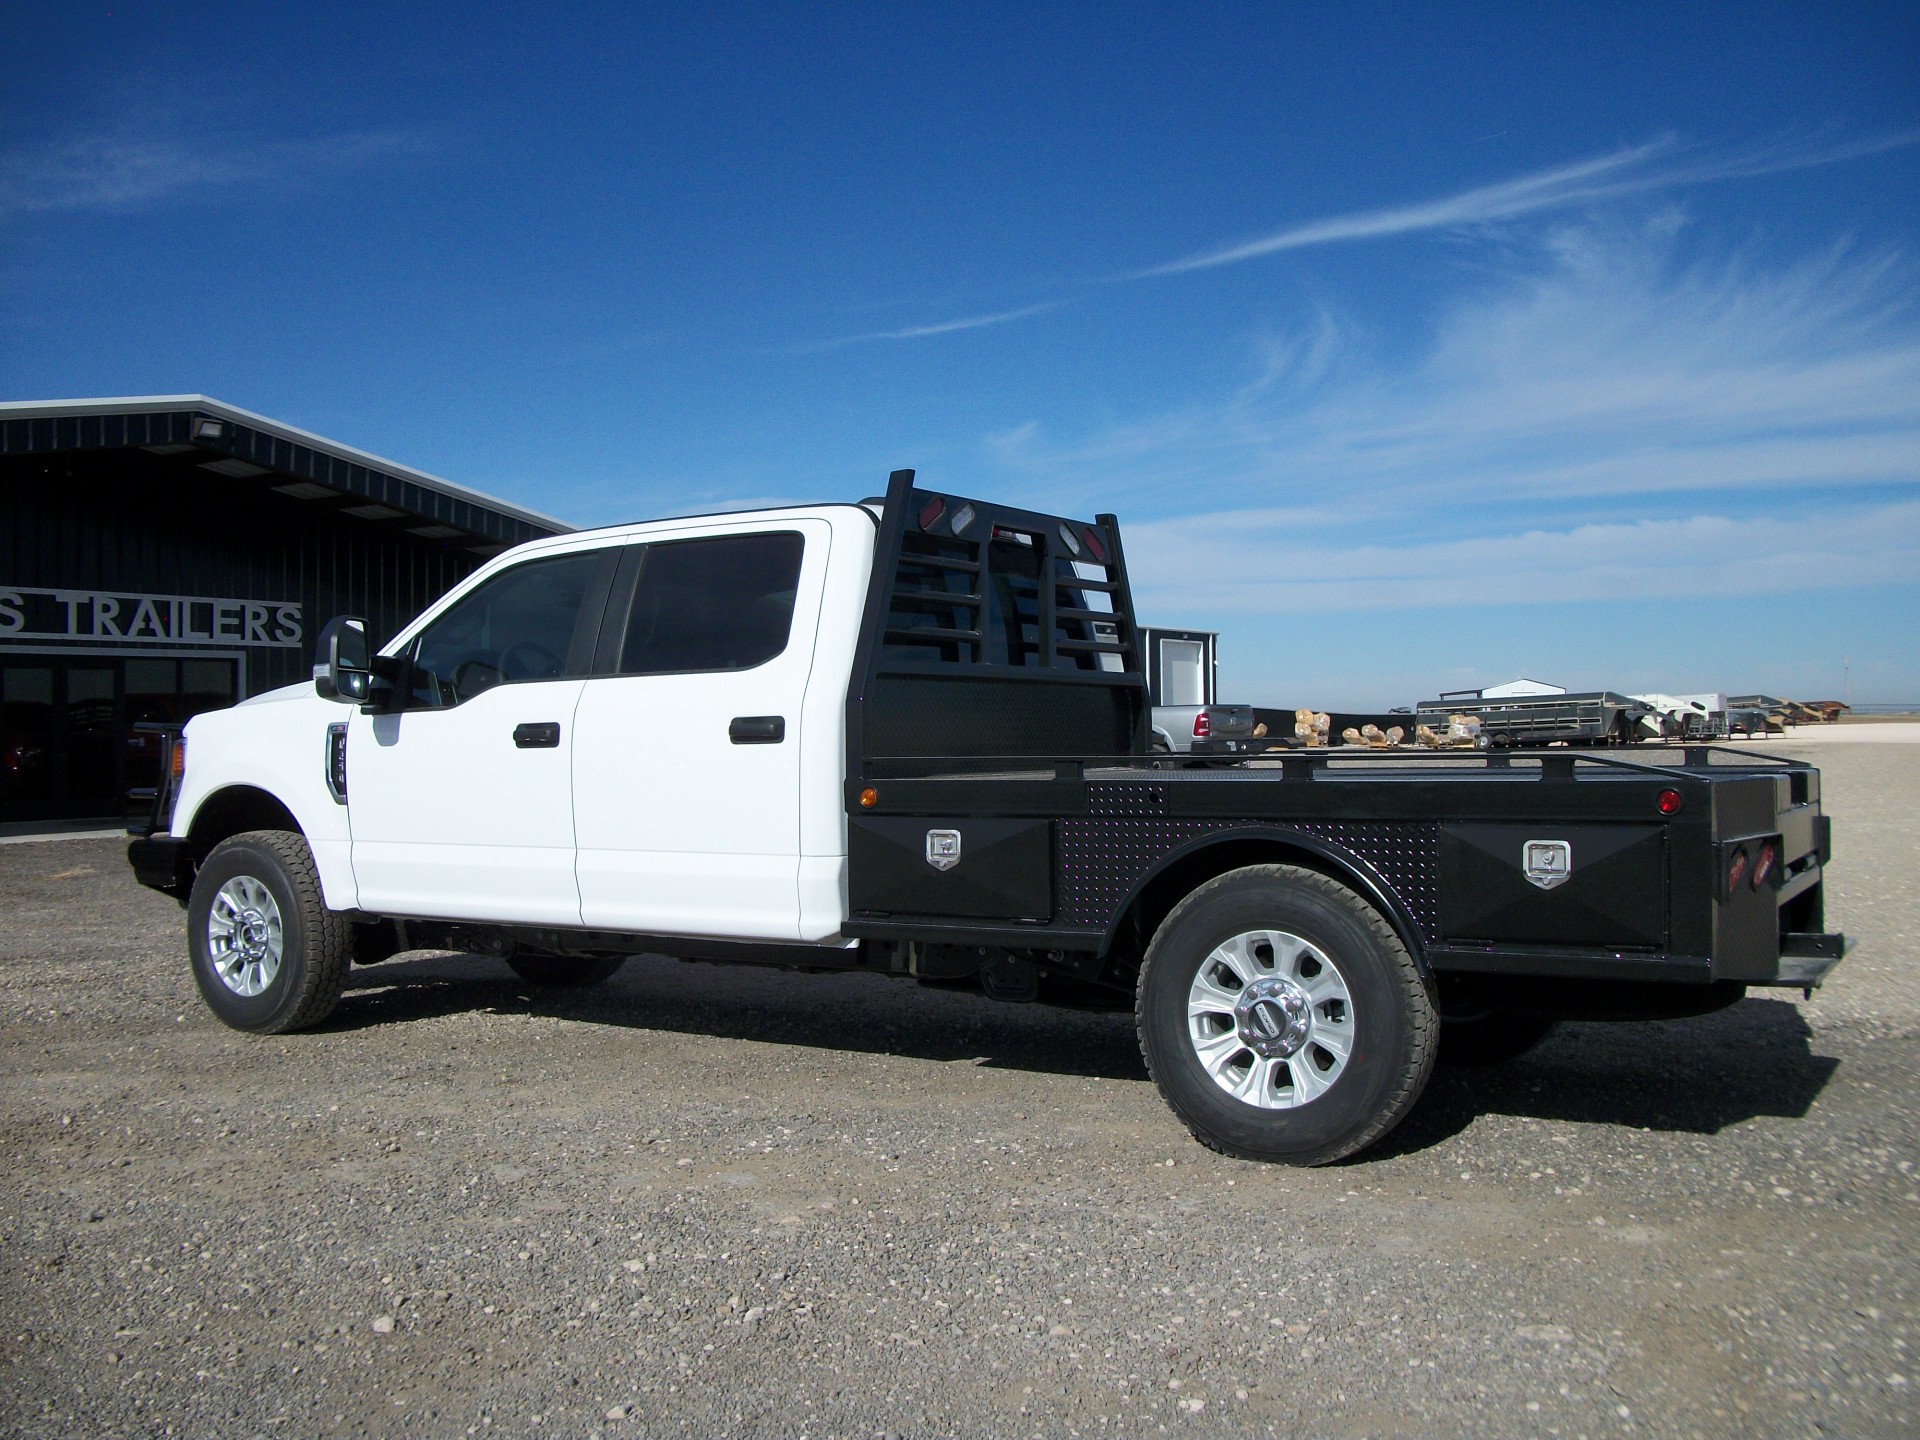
<box><xmin>1364</xmin><ymin>996</ymin><xmax>1840</xmax><ymax>1160</ymax></box>
<box><xmin>330</xmin><ymin>949</ymin><xmax>1152</xmax><ymax>1082</ymax></box>
<box><xmin>332</xmin><ymin>953</ymin><xmax>1838</xmax><ymax>1152</ymax></box>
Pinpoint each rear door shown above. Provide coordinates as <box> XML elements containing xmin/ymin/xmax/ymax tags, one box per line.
<box><xmin>571</xmin><ymin>522</ymin><xmax>828</xmax><ymax>941</ymax></box>
<box><xmin>348</xmin><ymin>546</ymin><xmax>617</xmax><ymax>924</ymax></box>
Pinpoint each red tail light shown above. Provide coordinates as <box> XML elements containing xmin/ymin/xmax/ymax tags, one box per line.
<box><xmin>1193</xmin><ymin>712</ymin><xmax>1211</xmax><ymax>739</ymax></box>
<box><xmin>1727</xmin><ymin>847</ymin><xmax>1749</xmax><ymax>895</ymax></box>
<box><xmin>1751</xmin><ymin>840</ymin><xmax>1778</xmax><ymax>889</ymax></box>
<box><xmin>1655</xmin><ymin>788</ymin><xmax>1683</xmax><ymax>816</ymax></box>
<box><xmin>1082</xmin><ymin>526</ymin><xmax>1106</xmax><ymax>562</ymax></box>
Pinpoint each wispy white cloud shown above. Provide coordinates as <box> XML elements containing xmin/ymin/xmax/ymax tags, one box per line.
<box><xmin>994</xmin><ymin>223</ymin><xmax>1920</xmax><ymax>521</ymax></box>
<box><xmin>979</xmin><ymin>213</ymin><xmax>1920</xmax><ymax>649</ymax></box>
<box><xmin>0</xmin><ymin>130</ymin><xmax>421</xmax><ymax>221</ymax></box>
<box><xmin>795</xmin><ymin>301</ymin><xmax>1065</xmax><ymax>352</ymax></box>
<box><xmin>1126</xmin><ymin>500</ymin><xmax>1920</xmax><ymax>616</ymax></box>
<box><xmin>783</xmin><ymin>130</ymin><xmax>1917</xmax><ymax>352</ymax></box>
<box><xmin>1131</xmin><ymin>130</ymin><xmax>1920</xmax><ymax>278</ymax></box>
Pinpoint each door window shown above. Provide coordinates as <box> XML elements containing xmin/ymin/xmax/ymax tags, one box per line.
<box><xmin>65</xmin><ymin>667</ymin><xmax>117</xmax><ymax>811</ymax></box>
<box><xmin>1160</xmin><ymin>640</ymin><xmax>1206</xmax><ymax>706</ymax></box>
<box><xmin>405</xmin><ymin>550</ymin><xmax>608</xmax><ymax>708</ymax></box>
<box><xmin>1</xmin><ymin>665</ymin><xmax>55</xmax><ymax>810</ymax></box>
<box><xmin>618</xmin><ymin>532</ymin><xmax>805</xmax><ymax>675</ymax></box>
<box><xmin>181</xmin><ymin>659</ymin><xmax>236</xmax><ymax>714</ymax></box>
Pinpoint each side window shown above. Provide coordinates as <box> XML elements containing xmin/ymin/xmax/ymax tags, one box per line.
<box><xmin>405</xmin><ymin>550</ymin><xmax>605</xmax><ymax>708</ymax></box>
<box><xmin>619</xmin><ymin>532</ymin><xmax>805</xmax><ymax>676</ymax></box>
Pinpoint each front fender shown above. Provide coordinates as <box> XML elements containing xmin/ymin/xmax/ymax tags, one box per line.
<box><xmin>172</xmin><ymin>691</ymin><xmax>358</xmax><ymax>911</ymax></box>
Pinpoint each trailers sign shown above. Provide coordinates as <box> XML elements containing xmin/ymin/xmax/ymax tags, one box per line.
<box><xmin>0</xmin><ymin>586</ymin><xmax>303</xmax><ymax>648</ymax></box>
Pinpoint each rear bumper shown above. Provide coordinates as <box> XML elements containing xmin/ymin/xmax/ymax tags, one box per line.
<box><xmin>127</xmin><ymin>835</ymin><xmax>193</xmax><ymax>901</ymax></box>
<box><xmin>1757</xmin><ymin>931</ymin><xmax>1850</xmax><ymax>990</ymax></box>
<box><xmin>1189</xmin><ymin>737</ymin><xmax>1259</xmax><ymax>757</ymax></box>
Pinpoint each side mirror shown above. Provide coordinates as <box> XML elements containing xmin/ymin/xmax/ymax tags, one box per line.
<box><xmin>313</xmin><ymin>616</ymin><xmax>373</xmax><ymax>704</ymax></box>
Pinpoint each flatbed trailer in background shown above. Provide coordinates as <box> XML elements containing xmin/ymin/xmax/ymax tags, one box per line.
<box><xmin>1418</xmin><ymin>689</ymin><xmax>1651</xmax><ymax>749</ymax></box>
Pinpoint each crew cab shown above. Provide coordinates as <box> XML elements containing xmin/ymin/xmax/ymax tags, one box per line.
<box><xmin>128</xmin><ymin>471</ymin><xmax>1847</xmax><ymax>1164</ymax></box>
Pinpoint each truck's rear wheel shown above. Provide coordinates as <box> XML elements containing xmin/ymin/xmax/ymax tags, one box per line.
<box><xmin>187</xmin><ymin>830</ymin><xmax>351</xmax><ymax>1034</ymax></box>
<box><xmin>505</xmin><ymin>954</ymin><xmax>626</xmax><ymax>988</ymax></box>
<box><xmin>1136</xmin><ymin>865</ymin><xmax>1436</xmax><ymax>1165</ymax></box>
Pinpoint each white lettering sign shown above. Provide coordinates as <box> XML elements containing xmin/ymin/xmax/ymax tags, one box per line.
<box><xmin>0</xmin><ymin>587</ymin><xmax>303</xmax><ymax>648</ymax></box>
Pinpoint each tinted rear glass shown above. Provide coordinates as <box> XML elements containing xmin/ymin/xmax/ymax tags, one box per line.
<box><xmin>619</xmin><ymin>532</ymin><xmax>805</xmax><ymax>675</ymax></box>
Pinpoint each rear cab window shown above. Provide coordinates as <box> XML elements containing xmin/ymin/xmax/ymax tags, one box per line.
<box><xmin>617</xmin><ymin>532</ymin><xmax>806</xmax><ymax>675</ymax></box>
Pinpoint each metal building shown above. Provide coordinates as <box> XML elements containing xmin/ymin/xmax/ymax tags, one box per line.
<box><xmin>1</xmin><ymin>396</ymin><xmax>568</xmax><ymax>828</ymax></box>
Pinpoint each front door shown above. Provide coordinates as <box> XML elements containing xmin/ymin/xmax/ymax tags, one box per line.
<box><xmin>348</xmin><ymin>547</ymin><xmax>614</xmax><ymax>924</ymax></box>
<box><xmin>572</xmin><ymin>523</ymin><xmax>826</xmax><ymax>941</ymax></box>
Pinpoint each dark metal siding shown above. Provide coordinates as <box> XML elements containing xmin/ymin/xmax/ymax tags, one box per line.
<box><xmin>1</xmin><ymin>447</ymin><xmax>493</xmax><ymax>696</ymax></box>
<box><xmin>0</xmin><ymin>409</ymin><xmax>553</xmax><ymax>551</ymax></box>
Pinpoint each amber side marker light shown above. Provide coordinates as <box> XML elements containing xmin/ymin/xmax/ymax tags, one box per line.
<box><xmin>858</xmin><ymin>787</ymin><xmax>878</xmax><ymax>808</ymax></box>
<box><xmin>1655</xmin><ymin>788</ymin><xmax>1683</xmax><ymax>816</ymax></box>
<box><xmin>170</xmin><ymin>740</ymin><xmax>187</xmax><ymax>780</ymax></box>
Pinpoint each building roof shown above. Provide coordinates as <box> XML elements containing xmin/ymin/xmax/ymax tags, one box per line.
<box><xmin>0</xmin><ymin>395</ymin><xmax>571</xmax><ymax>555</ymax></box>
<box><xmin>1480</xmin><ymin>678</ymin><xmax>1567</xmax><ymax>698</ymax></box>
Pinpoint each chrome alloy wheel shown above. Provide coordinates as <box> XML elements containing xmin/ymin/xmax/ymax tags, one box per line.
<box><xmin>206</xmin><ymin>875</ymin><xmax>285</xmax><ymax>998</ymax></box>
<box><xmin>1186</xmin><ymin>929</ymin><xmax>1355</xmax><ymax>1108</ymax></box>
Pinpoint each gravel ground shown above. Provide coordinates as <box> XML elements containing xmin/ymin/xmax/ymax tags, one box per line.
<box><xmin>2</xmin><ymin>742</ymin><xmax>1915</xmax><ymax>1440</ymax></box>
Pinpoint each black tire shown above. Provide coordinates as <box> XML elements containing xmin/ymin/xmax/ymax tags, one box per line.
<box><xmin>187</xmin><ymin>830</ymin><xmax>352</xmax><ymax>1034</ymax></box>
<box><xmin>1136</xmin><ymin>864</ymin><xmax>1437</xmax><ymax>1165</ymax></box>
<box><xmin>1439</xmin><ymin>1009</ymin><xmax>1558</xmax><ymax>1066</ymax></box>
<box><xmin>505</xmin><ymin>954</ymin><xmax>626</xmax><ymax>988</ymax></box>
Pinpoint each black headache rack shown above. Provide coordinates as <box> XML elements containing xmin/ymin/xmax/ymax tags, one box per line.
<box><xmin>844</xmin><ymin>468</ymin><xmax>1151</xmax><ymax>781</ymax></box>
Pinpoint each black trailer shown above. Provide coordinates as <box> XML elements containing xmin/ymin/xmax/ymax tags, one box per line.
<box><xmin>1417</xmin><ymin>688</ymin><xmax>1651</xmax><ymax>749</ymax></box>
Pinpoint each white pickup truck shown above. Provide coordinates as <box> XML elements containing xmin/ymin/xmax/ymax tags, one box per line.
<box><xmin>129</xmin><ymin>471</ymin><xmax>1845</xmax><ymax>1164</ymax></box>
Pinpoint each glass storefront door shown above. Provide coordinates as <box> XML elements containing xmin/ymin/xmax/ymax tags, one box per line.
<box><xmin>0</xmin><ymin>654</ymin><xmax>239</xmax><ymax>824</ymax></box>
<box><xmin>0</xmin><ymin>664</ymin><xmax>56</xmax><ymax>816</ymax></box>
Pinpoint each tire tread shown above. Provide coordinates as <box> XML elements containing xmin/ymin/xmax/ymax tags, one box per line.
<box><xmin>216</xmin><ymin>830</ymin><xmax>352</xmax><ymax>1033</ymax></box>
<box><xmin>1135</xmin><ymin>863</ymin><xmax>1438</xmax><ymax>1165</ymax></box>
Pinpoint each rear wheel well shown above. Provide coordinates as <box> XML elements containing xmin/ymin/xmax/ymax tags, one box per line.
<box><xmin>186</xmin><ymin>787</ymin><xmax>303</xmax><ymax>863</ymax></box>
<box><xmin>1112</xmin><ymin>837</ymin><xmax>1423</xmax><ymax>977</ymax></box>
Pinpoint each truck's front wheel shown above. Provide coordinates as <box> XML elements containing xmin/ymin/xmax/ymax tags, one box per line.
<box><xmin>1136</xmin><ymin>865</ymin><xmax>1436</xmax><ymax>1165</ymax></box>
<box><xmin>187</xmin><ymin>831</ymin><xmax>352</xmax><ymax>1034</ymax></box>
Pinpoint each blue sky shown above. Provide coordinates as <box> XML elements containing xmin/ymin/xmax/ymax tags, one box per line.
<box><xmin>4</xmin><ymin>3</ymin><xmax>1916</xmax><ymax>707</ymax></box>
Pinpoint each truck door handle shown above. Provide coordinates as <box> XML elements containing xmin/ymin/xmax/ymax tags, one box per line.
<box><xmin>729</xmin><ymin>715</ymin><xmax>785</xmax><ymax>744</ymax></box>
<box><xmin>513</xmin><ymin>722</ymin><xmax>562</xmax><ymax>749</ymax></box>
